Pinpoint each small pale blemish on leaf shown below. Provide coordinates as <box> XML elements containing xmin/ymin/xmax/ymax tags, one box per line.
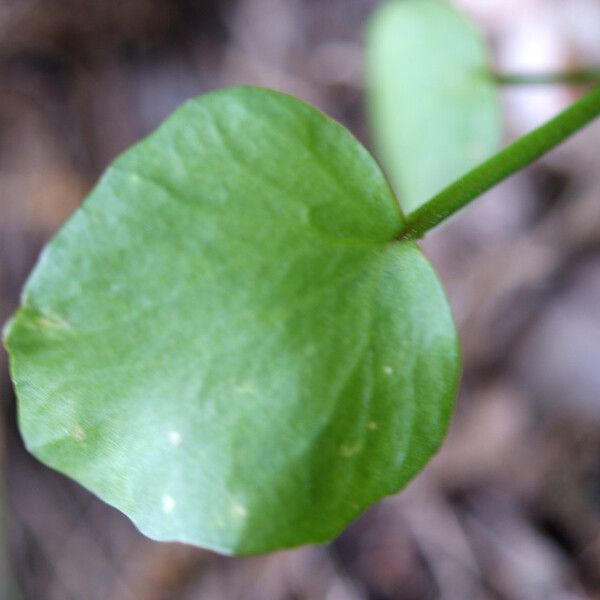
<box><xmin>340</xmin><ymin>443</ymin><xmax>361</xmax><ymax>458</ymax></box>
<box><xmin>32</xmin><ymin>311</ymin><xmax>71</xmax><ymax>331</ymax></box>
<box><xmin>162</xmin><ymin>495</ymin><xmax>176</xmax><ymax>514</ymax></box>
<box><xmin>383</xmin><ymin>365</ymin><xmax>393</xmax><ymax>376</ymax></box>
<box><xmin>234</xmin><ymin>382</ymin><xmax>257</xmax><ymax>396</ymax></box>
<box><xmin>367</xmin><ymin>421</ymin><xmax>378</xmax><ymax>431</ymax></box>
<box><xmin>168</xmin><ymin>430</ymin><xmax>182</xmax><ymax>446</ymax></box>
<box><xmin>229</xmin><ymin>498</ymin><xmax>248</xmax><ymax>520</ymax></box>
<box><xmin>72</xmin><ymin>423</ymin><xmax>86</xmax><ymax>443</ymax></box>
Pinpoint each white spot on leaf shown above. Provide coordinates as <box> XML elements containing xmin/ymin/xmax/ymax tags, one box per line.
<box><xmin>168</xmin><ymin>431</ymin><xmax>182</xmax><ymax>446</ymax></box>
<box><xmin>383</xmin><ymin>366</ymin><xmax>393</xmax><ymax>376</ymax></box>
<box><xmin>367</xmin><ymin>421</ymin><xmax>378</xmax><ymax>431</ymax></box>
<box><xmin>162</xmin><ymin>495</ymin><xmax>176</xmax><ymax>514</ymax></box>
<box><xmin>229</xmin><ymin>498</ymin><xmax>248</xmax><ymax>520</ymax></box>
<box><xmin>72</xmin><ymin>424</ymin><xmax>86</xmax><ymax>443</ymax></box>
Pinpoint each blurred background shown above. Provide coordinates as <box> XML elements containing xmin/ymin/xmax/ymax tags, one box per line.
<box><xmin>1</xmin><ymin>0</ymin><xmax>600</xmax><ymax>598</ymax></box>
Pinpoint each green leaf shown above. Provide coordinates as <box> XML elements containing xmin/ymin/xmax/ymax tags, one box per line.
<box><xmin>4</xmin><ymin>88</ymin><xmax>459</xmax><ymax>555</ymax></box>
<box><xmin>366</xmin><ymin>0</ymin><xmax>502</xmax><ymax>214</ymax></box>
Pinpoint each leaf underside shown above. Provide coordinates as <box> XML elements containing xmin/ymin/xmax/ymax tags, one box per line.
<box><xmin>367</xmin><ymin>0</ymin><xmax>502</xmax><ymax>214</ymax></box>
<box><xmin>4</xmin><ymin>87</ymin><xmax>459</xmax><ymax>555</ymax></box>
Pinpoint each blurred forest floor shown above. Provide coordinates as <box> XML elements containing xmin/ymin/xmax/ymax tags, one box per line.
<box><xmin>1</xmin><ymin>0</ymin><xmax>600</xmax><ymax>598</ymax></box>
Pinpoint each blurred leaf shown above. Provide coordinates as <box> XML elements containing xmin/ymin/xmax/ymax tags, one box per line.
<box><xmin>366</xmin><ymin>0</ymin><xmax>502</xmax><ymax>214</ymax></box>
<box><xmin>4</xmin><ymin>88</ymin><xmax>459</xmax><ymax>555</ymax></box>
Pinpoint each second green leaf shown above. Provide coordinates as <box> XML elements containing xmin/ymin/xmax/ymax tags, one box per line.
<box><xmin>367</xmin><ymin>0</ymin><xmax>502</xmax><ymax>214</ymax></box>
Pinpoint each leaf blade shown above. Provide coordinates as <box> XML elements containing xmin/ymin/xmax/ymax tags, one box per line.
<box><xmin>5</xmin><ymin>87</ymin><xmax>459</xmax><ymax>554</ymax></box>
<box><xmin>367</xmin><ymin>0</ymin><xmax>502</xmax><ymax>214</ymax></box>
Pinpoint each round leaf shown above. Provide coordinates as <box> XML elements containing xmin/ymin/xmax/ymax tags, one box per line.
<box><xmin>4</xmin><ymin>88</ymin><xmax>459</xmax><ymax>555</ymax></box>
<box><xmin>366</xmin><ymin>0</ymin><xmax>502</xmax><ymax>214</ymax></box>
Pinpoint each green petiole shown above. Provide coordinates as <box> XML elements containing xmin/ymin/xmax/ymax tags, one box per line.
<box><xmin>400</xmin><ymin>85</ymin><xmax>600</xmax><ymax>240</ymax></box>
<box><xmin>493</xmin><ymin>68</ymin><xmax>600</xmax><ymax>86</ymax></box>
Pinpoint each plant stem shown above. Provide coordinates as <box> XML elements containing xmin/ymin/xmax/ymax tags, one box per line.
<box><xmin>493</xmin><ymin>68</ymin><xmax>600</xmax><ymax>86</ymax></box>
<box><xmin>400</xmin><ymin>85</ymin><xmax>600</xmax><ymax>240</ymax></box>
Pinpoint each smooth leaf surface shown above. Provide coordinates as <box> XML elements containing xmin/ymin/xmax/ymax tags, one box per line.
<box><xmin>4</xmin><ymin>88</ymin><xmax>459</xmax><ymax>555</ymax></box>
<box><xmin>366</xmin><ymin>0</ymin><xmax>502</xmax><ymax>214</ymax></box>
